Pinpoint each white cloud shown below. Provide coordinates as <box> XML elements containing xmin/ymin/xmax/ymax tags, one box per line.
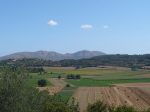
<box><xmin>81</xmin><ymin>24</ymin><xmax>93</xmax><ymax>30</ymax></box>
<box><xmin>48</xmin><ymin>20</ymin><xmax>58</xmax><ymax>26</ymax></box>
<box><xmin>103</xmin><ymin>25</ymin><xmax>109</xmax><ymax>29</ymax></box>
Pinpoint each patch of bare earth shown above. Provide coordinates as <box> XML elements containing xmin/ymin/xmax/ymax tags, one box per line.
<box><xmin>38</xmin><ymin>78</ymin><xmax>67</xmax><ymax>95</ymax></box>
<box><xmin>73</xmin><ymin>83</ymin><xmax>150</xmax><ymax>112</ymax></box>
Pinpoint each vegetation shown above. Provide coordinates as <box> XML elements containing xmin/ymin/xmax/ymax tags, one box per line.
<box><xmin>38</xmin><ymin>79</ymin><xmax>47</xmax><ymax>87</ymax></box>
<box><xmin>26</xmin><ymin>73</ymin><xmax>51</xmax><ymax>88</ymax></box>
<box><xmin>87</xmin><ymin>101</ymin><xmax>150</xmax><ymax>112</ymax></box>
<box><xmin>27</xmin><ymin>67</ymin><xmax>45</xmax><ymax>73</ymax></box>
<box><xmin>0</xmin><ymin>65</ymin><xmax>150</xmax><ymax>112</ymax></box>
<box><xmin>58</xmin><ymin>75</ymin><xmax>62</xmax><ymax>79</ymax></box>
<box><xmin>0</xmin><ymin>67</ymin><xmax>47</xmax><ymax>112</ymax></box>
<box><xmin>87</xmin><ymin>101</ymin><xmax>108</xmax><ymax>112</ymax></box>
<box><xmin>2</xmin><ymin>54</ymin><xmax>150</xmax><ymax>68</ymax></box>
<box><xmin>67</xmin><ymin>78</ymin><xmax>150</xmax><ymax>87</ymax></box>
<box><xmin>67</xmin><ymin>74</ymin><xmax>81</xmax><ymax>79</ymax></box>
<box><xmin>56</xmin><ymin>86</ymin><xmax>76</xmax><ymax>104</ymax></box>
<box><xmin>0</xmin><ymin>67</ymin><xmax>79</xmax><ymax>112</ymax></box>
<box><xmin>45</xmin><ymin>67</ymin><xmax>150</xmax><ymax>79</ymax></box>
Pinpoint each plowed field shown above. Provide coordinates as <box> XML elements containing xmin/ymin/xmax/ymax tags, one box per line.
<box><xmin>73</xmin><ymin>83</ymin><xmax>150</xmax><ymax>112</ymax></box>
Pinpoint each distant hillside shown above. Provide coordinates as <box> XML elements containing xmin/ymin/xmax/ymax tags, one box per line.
<box><xmin>0</xmin><ymin>50</ymin><xmax>105</xmax><ymax>61</ymax></box>
<box><xmin>1</xmin><ymin>54</ymin><xmax>150</xmax><ymax>68</ymax></box>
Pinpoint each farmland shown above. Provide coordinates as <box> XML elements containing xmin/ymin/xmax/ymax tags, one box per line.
<box><xmin>44</xmin><ymin>67</ymin><xmax>150</xmax><ymax>79</ymax></box>
<box><xmin>27</xmin><ymin>67</ymin><xmax>150</xmax><ymax>112</ymax></box>
<box><xmin>73</xmin><ymin>84</ymin><xmax>150</xmax><ymax>112</ymax></box>
<box><xmin>66</xmin><ymin>78</ymin><xmax>150</xmax><ymax>87</ymax></box>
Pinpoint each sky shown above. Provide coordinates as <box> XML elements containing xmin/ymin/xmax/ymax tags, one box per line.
<box><xmin>0</xmin><ymin>0</ymin><xmax>150</xmax><ymax>56</ymax></box>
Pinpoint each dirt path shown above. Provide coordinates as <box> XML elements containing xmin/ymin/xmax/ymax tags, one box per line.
<box><xmin>38</xmin><ymin>78</ymin><xmax>67</xmax><ymax>95</ymax></box>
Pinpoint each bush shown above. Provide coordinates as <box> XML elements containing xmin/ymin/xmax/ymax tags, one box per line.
<box><xmin>66</xmin><ymin>74</ymin><xmax>81</xmax><ymax>79</ymax></box>
<box><xmin>87</xmin><ymin>101</ymin><xmax>142</xmax><ymax>112</ymax></box>
<box><xmin>76</xmin><ymin>75</ymin><xmax>81</xmax><ymax>79</ymax></box>
<box><xmin>27</xmin><ymin>67</ymin><xmax>45</xmax><ymax>73</ymax></box>
<box><xmin>110</xmin><ymin>105</ymin><xmax>136</xmax><ymax>112</ymax></box>
<box><xmin>38</xmin><ymin>79</ymin><xmax>47</xmax><ymax>87</ymax></box>
<box><xmin>58</xmin><ymin>75</ymin><xmax>62</xmax><ymax>79</ymax></box>
<box><xmin>66</xmin><ymin>84</ymin><xmax>70</xmax><ymax>87</ymax></box>
<box><xmin>0</xmin><ymin>67</ymin><xmax>50</xmax><ymax>112</ymax></box>
<box><xmin>87</xmin><ymin>101</ymin><xmax>107</xmax><ymax>112</ymax></box>
<box><xmin>42</xmin><ymin>102</ymin><xmax>71</xmax><ymax>112</ymax></box>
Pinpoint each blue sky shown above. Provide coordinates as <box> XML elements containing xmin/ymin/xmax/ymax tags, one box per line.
<box><xmin>0</xmin><ymin>0</ymin><xmax>150</xmax><ymax>56</ymax></box>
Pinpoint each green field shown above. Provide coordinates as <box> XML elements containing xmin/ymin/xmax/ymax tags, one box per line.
<box><xmin>26</xmin><ymin>73</ymin><xmax>52</xmax><ymax>88</ymax></box>
<box><xmin>27</xmin><ymin>67</ymin><xmax>150</xmax><ymax>88</ymax></box>
<box><xmin>45</xmin><ymin>67</ymin><xmax>150</xmax><ymax>79</ymax></box>
<box><xmin>57</xmin><ymin>87</ymin><xmax>76</xmax><ymax>103</ymax></box>
<box><xmin>25</xmin><ymin>67</ymin><xmax>150</xmax><ymax>106</ymax></box>
<box><xmin>45</xmin><ymin>67</ymin><xmax>129</xmax><ymax>75</ymax></box>
<box><xmin>66</xmin><ymin>78</ymin><xmax>150</xmax><ymax>87</ymax></box>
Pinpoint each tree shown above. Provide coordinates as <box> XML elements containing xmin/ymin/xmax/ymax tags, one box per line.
<box><xmin>0</xmin><ymin>67</ymin><xmax>49</xmax><ymax>112</ymax></box>
<box><xmin>0</xmin><ymin>67</ymin><xmax>79</xmax><ymax>112</ymax></box>
<box><xmin>58</xmin><ymin>75</ymin><xmax>62</xmax><ymax>79</ymax></box>
<box><xmin>38</xmin><ymin>79</ymin><xmax>47</xmax><ymax>87</ymax></box>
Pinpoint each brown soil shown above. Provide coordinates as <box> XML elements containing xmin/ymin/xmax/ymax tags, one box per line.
<box><xmin>38</xmin><ymin>78</ymin><xmax>67</xmax><ymax>95</ymax></box>
<box><xmin>73</xmin><ymin>83</ymin><xmax>150</xmax><ymax>112</ymax></box>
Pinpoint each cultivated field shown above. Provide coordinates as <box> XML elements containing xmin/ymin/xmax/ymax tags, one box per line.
<box><xmin>73</xmin><ymin>83</ymin><xmax>150</xmax><ymax>112</ymax></box>
<box><xmin>45</xmin><ymin>67</ymin><xmax>150</xmax><ymax>80</ymax></box>
<box><xmin>28</xmin><ymin>67</ymin><xmax>150</xmax><ymax>111</ymax></box>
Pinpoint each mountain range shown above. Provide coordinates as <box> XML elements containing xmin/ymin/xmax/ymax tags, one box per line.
<box><xmin>0</xmin><ymin>50</ymin><xmax>106</xmax><ymax>61</ymax></box>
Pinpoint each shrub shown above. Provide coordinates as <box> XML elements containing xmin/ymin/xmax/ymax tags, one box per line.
<box><xmin>0</xmin><ymin>67</ymin><xmax>79</xmax><ymax>112</ymax></box>
<box><xmin>42</xmin><ymin>102</ymin><xmax>71</xmax><ymax>112</ymax></box>
<box><xmin>58</xmin><ymin>75</ymin><xmax>62</xmax><ymax>79</ymax></box>
<box><xmin>110</xmin><ymin>105</ymin><xmax>136</xmax><ymax>112</ymax></box>
<box><xmin>76</xmin><ymin>75</ymin><xmax>81</xmax><ymax>79</ymax></box>
<box><xmin>38</xmin><ymin>79</ymin><xmax>47</xmax><ymax>87</ymax></box>
<box><xmin>66</xmin><ymin>74</ymin><xmax>81</xmax><ymax>79</ymax></box>
<box><xmin>0</xmin><ymin>67</ymin><xmax>50</xmax><ymax>112</ymax></box>
<box><xmin>66</xmin><ymin>84</ymin><xmax>70</xmax><ymax>87</ymax></box>
<box><xmin>87</xmin><ymin>101</ymin><xmax>107</xmax><ymax>112</ymax></box>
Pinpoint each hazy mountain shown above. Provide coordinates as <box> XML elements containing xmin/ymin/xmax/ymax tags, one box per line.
<box><xmin>0</xmin><ymin>50</ymin><xmax>106</xmax><ymax>61</ymax></box>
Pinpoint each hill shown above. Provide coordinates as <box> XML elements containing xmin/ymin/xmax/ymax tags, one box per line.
<box><xmin>1</xmin><ymin>54</ymin><xmax>150</xmax><ymax>68</ymax></box>
<box><xmin>0</xmin><ymin>50</ymin><xmax>105</xmax><ymax>61</ymax></box>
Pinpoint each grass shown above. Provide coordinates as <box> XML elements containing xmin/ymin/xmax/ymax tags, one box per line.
<box><xmin>57</xmin><ymin>87</ymin><xmax>76</xmax><ymax>103</ymax></box>
<box><xmin>66</xmin><ymin>78</ymin><xmax>150</xmax><ymax>87</ymax></box>
<box><xmin>26</xmin><ymin>73</ymin><xmax>52</xmax><ymax>88</ymax></box>
<box><xmin>25</xmin><ymin>68</ymin><xmax>150</xmax><ymax>104</ymax></box>
<box><xmin>45</xmin><ymin>67</ymin><xmax>150</xmax><ymax>80</ymax></box>
<box><xmin>45</xmin><ymin>67</ymin><xmax>128</xmax><ymax>75</ymax></box>
<box><xmin>48</xmin><ymin>72</ymin><xmax>66</xmax><ymax>78</ymax></box>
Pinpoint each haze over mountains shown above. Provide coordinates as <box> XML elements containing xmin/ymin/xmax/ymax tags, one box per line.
<box><xmin>0</xmin><ymin>50</ymin><xmax>106</xmax><ymax>61</ymax></box>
